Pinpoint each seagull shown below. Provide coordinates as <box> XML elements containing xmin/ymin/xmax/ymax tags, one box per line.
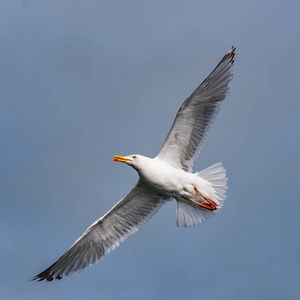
<box><xmin>33</xmin><ymin>46</ymin><xmax>235</xmax><ymax>282</ymax></box>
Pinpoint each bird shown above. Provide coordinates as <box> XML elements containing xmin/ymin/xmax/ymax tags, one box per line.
<box><xmin>33</xmin><ymin>46</ymin><xmax>235</xmax><ymax>282</ymax></box>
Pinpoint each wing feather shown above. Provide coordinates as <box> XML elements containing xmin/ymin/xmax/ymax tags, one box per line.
<box><xmin>32</xmin><ymin>181</ymin><xmax>165</xmax><ymax>281</ymax></box>
<box><xmin>156</xmin><ymin>47</ymin><xmax>235</xmax><ymax>171</ymax></box>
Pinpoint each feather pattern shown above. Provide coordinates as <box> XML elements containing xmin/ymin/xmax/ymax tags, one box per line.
<box><xmin>32</xmin><ymin>181</ymin><xmax>166</xmax><ymax>281</ymax></box>
<box><xmin>156</xmin><ymin>47</ymin><xmax>235</xmax><ymax>171</ymax></box>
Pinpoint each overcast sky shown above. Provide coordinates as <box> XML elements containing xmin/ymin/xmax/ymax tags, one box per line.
<box><xmin>1</xmin><ymin>1</ymin><xmax>300</xmax><ymax>299</ymax></box>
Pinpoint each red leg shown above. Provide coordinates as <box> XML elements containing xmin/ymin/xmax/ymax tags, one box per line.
<box><xmin>187</xmin><ymin>197</ymin><xmax>216</xmax><ymax>211</ymax></box>
<box><xmin>193</xmin><ymin>185</ymin><xmax>218</xmax><ymax>208</ymax></box>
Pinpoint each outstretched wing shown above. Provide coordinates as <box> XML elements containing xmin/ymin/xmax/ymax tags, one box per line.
<box><xmin>156</xmin><ymin>47</ymin><xmax>235</xmax><ymax>172</ymax></box>
<box><xmin>32</xmin><ymin>181</ymin><xmax>166</xmax><ymax>281</ymax></box>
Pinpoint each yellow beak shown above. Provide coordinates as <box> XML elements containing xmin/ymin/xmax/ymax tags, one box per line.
<box><xmin>113</xmin><ymin>155</ymin><xmax>132</xmax><ymax>162</ymax></box>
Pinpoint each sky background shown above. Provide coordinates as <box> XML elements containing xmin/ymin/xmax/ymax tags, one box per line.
<box><xmin>1</xmin><ymin>0</ymin><xmax>300</xmax><ymax>299</ymax></box>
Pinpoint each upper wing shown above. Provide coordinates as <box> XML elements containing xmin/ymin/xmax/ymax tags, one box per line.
<box><xmin>32</xmin><ymin>181</ymin><xmax>166</xmax><ymax>281</ymax></box>
<box><xmin>156</xmin><ymin>47</ymin><xmax>235</xmax><ymax>172</ymax></box>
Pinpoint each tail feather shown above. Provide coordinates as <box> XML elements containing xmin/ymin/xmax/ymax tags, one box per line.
<box><xmin>176</xmin><ymin>162</ymin><xmax>228</xmax><ymax>228</ymax></box>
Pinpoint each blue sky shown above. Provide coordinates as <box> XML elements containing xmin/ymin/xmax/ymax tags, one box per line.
<box><xmin>1</xmin><ymin>0</ymin><xmax>299</xmax><ymax>299</ymax></box>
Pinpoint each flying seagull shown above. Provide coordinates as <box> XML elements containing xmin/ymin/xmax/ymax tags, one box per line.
<box><xmin>33</xmin><ymin>46</ymin><xmax>235</xmax><ymax>282</ymax></box>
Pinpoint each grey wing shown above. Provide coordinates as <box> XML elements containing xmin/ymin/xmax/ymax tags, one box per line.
<box><xmin>156</xmin><ymin>47</ymin><xmax>235</xmax><ymax>172</ymax></box>
<box><xmin>32</xmin><ymin>181</ymin><xmax>166</xmax><ymax>282</ymax></box>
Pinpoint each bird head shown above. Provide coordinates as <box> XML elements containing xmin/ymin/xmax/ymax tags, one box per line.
<box><xmin>113</xmin><ymin>154</ymin><xmax>141</xmax><ymax>168</ymax></box>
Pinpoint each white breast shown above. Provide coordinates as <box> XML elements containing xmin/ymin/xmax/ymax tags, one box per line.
<box><xmin>138</xmin><ymin>157</ymin><xmax>193</xmax><ymax>197</ymax></box>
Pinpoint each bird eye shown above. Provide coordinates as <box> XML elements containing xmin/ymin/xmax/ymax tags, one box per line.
<box><xmin>132</xmin><ymin>156</ymin><xmax>136</xmax><ymax>159</ymax></box>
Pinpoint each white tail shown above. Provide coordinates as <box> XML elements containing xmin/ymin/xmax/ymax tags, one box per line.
<box><xmin>176</xmin><ymin>162</ymin><xmax>228</xmax><ymax>227</ymax></box>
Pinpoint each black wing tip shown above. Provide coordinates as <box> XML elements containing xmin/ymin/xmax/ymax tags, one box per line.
<box><xmin>31</xmin><ymin>271</ymin><xmax>63</xmax><ymax>282</ymax></box>
<box><xmin>31</xmin><ymin>260</ymin><xmax>63</xmax><ymax>282</ymax></box>
<box><xmin>31</xmin><ymin>275</ymin><xmax>62</xmax><ymax>282</ymax></box>
<box><xmin>225</xmin><ymin>46</ymin><xmax>236</xmax><ymax>65</ymax></box>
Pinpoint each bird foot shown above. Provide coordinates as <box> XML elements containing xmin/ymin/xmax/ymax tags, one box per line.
<box><xmin>187</xmin><ymin>197</ymin><xmax>216</xmax><ymax>211</ymax></box>
<box><xmin>192</xmin><ymin>185</ymin><xmax>218</xmax><ymax>209</ymax></box>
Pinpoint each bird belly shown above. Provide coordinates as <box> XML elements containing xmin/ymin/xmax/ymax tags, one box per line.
<box><xmin>139</xmin><ymin>162</ymin><xmax>212</xmax><ymax>205</ymax></box>
<box><xmin>139</xmin><ymin>160</ymin><xmax>195</xmax><ymax>199</ymax></box>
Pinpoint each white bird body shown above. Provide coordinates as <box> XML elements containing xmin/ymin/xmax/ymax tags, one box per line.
<box><xmin>136</xmin><ymin>156</ymin><xmax>194</xmax><ymax>196</ymax></box>
<box><xmin>133</xmin><ymin>155</ymin><xmax>213</xmax><ymax>203</ymax></box>
<box><xmin>33</xmin><ymin>47</ymin><xmax>235</xmax><ymax>282</ymax></box>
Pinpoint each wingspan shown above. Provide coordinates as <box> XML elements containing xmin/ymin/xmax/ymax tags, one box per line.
<box><xmin>32</xmin><ymin>181</ymin><xmax>166</xmax><ymax>281</ymax></box>
<box><xmin>156</xmin><ymin>47</ymin><xmax>235</xmax><ymax>172</ymax></box>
